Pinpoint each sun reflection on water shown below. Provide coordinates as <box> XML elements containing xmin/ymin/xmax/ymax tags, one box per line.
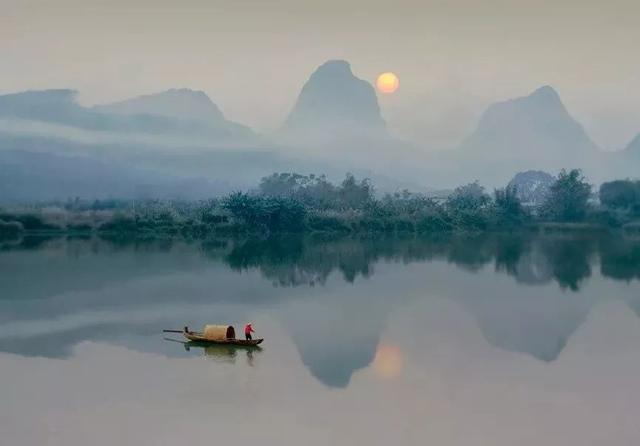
<box><xmin>373</xmin><ymin>343</ymin><xmax>403</xmax><ymax>379</ymax></box>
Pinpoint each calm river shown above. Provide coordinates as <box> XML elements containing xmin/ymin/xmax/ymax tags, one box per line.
<box><xmin>1</xmin><ymin>233</ymin><xmax>640</xmax><ymax>445</ymax></box>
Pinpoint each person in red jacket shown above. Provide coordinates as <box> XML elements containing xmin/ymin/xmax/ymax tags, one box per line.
<box><xmin>244</xmin><ymin>323</ymin><xmax>255</xmax><ymax>341</ymax></box>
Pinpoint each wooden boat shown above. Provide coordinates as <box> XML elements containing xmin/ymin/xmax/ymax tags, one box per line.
<box><xmin>183</xmin><ymin>331</ymin><xmax>263</xmax><ymax>346</ymax></box>
<box><xmin>163</xmin><ymin>324</ymin><xmax>263</xmax><ymax>346</ymax></box>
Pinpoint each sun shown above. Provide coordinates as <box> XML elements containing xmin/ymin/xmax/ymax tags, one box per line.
<box><xmin>376</xmin><ymin>72</ymin><xmax>399</xmax><ymax>94</ymax></box>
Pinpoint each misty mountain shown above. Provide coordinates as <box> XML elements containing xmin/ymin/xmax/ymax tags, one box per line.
<box><xmin>0</xmin><ymin>89</ymin><xmax>282</xmax><ymax>202</ymax></box>
<box><xmin>0</xmin><ymin>89</ymin><xmax>254</xmax><ymax>141</ymax></box>
<box><xmin>0</xmin><ymin>89</ymin><xmax>184</xmax><ymax>134</ymax></box>
<box><xmin>0</xmin><ymin>131</ymin><xmax>294</xmax><ymax>201</ymax></box>
<box><xmin>275</xmin><ymin>59</ymin><xmax>424</xmax><ymax>182</ymax></box>
<box><xmin>94</xmin><ymin>88</ymin><xmax>225</xmax><ymax>122</ymax></box>
<box><xmin>281</xmin><ymin>60</ymin><xmax>388</xmax><ymax>142</ymax></box>
<box><xmin>442</xmin><ymin>86</ymin><xmax>604</xmax><ymax>186</ymax></box>
<box><xmin>625</xmin><ymin>134</ymin><xmax>640</xmax><ymax>153</ymax></box>
<box><xmin>464</xmin><ymin>86</ymin><xmax>599</xmax><ymax>156</ymax></box>
<box><xmin>620</xmin><ymin>133</ymin><xmax>640</xmax><ymax>164</ymax></box>
<box><xmin>0</xmin><ymin>131</ymin><xmax>425</xmax><ymax>202</ymax></box>
<box><xmin>607</xmin><ymin>133</ymin><xmax>640</xmax><ymax>179</ymax></box>
<box><xmin>3</xmin><ymin>79</ymin><xmax>633</xmax><ymax>197</ymax></box>
<box><xmin>93</xmin><ymin>88</ymin><xmax>253</xmax><ymax>139</ymax></box>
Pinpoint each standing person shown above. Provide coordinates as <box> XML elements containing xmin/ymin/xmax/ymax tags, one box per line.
<box><xmin>244</xmin><ymin>323</ymin><xmax>255</xmax><ymax>341</ymax></box>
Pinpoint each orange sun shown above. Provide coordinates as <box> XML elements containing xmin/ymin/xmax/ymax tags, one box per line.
<box><xmin>376</xmin><ymin>72</ymin><xmax>400</xmax><ymax>94</ymax></box>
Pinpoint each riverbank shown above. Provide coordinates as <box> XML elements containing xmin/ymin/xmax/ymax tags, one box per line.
<box><xmin>3</xmin><ymin>169</ymin><xmax>640</xmax><ymax>240</ymax></box>
<box><xmin>1</xmin><ymin>211</ymin><xmax>639</xmax><ymax>243</ymax></box>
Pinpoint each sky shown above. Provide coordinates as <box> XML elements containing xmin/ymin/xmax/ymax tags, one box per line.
<box><xmin>1</xmin><ymin>0</ymin><xmax>639</xmax><ymax>150</ymax></box>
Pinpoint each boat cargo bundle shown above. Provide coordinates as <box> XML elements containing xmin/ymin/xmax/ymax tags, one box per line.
<box><xmin>203</xmin><ymin>324</ymin><xmax>235</xmax><ymax>341</ymax></box>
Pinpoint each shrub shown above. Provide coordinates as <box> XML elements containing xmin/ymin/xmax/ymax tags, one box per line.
<box><xmin>222</xmin><ymin>192</ymin><xmax>307</xmax><ymax>233</ymax></box>
<box><xmin>446</xmin><ymin>182</ymin><xmax>490</xmax><ymax>212</ymax></box>
<box><xmin>586</xmin><ymin>209</ymin><xmax>624</xmax><ymax>227</ymax></box>
<box><xmin>600</xmin><ymin>180</ymin><xmax>640</xmax><ymax>209</ymax></box>
<box><xmin>491</xmin><ymin>186</ymin><xmax>528</xmax><ymax>227</ymax></box>
<box><xmin>451</xmin><ymin>209</ymin><xmax>489</xmax><ymax>231</ymax></box>
<box><xmin>0</xmin><ymin>219</ymin><xmax>24</xmax><ymax>238</ymax></box>
<box><xmin>67</xmin><ymin>223</ymin><xmax>93</xmax><ymax>232</ymax></box>
<box><xmin>416</xmin><ymin>212</ymin><xmax>453</xmax><ymax>233</ymax></box>
<box><xmin>393</xmin><ymin>218</ymin><xmax>415</xmax><ymax>232</ymax></box>
<box><xmin>98</xmin><ymin>216</ymin><xmax>137</xmax><ymax>233</ymax></box>
<box><xmin>307</xmin><ymin>214</ymin><xmax>350</xmax><ymax>232</ymax></box>
<box><xmin>0</xmin><ymin>213</ymin><xmax>60</xmax><ymax>231</ymax></box>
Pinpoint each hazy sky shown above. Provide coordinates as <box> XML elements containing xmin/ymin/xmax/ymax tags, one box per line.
<box><xmin>2</xmin><ymin>0</ymin><xmax>639</xmax><ymax>149</ymax></box>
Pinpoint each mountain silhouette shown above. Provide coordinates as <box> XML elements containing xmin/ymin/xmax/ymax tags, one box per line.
<box><xmin>622</xmin><ymin>133</ymin><xmax>640</xmax><ymax>158</ymax></box>
<box><xmin>609</xmin><ymin>133</ymin><xmax>640</xmax><ymax>178</ymax></box>
<box><xmin>467</xmin><ymin>86</ymin><xmax>597</xmax><ymax>154</ymax></box>
<box><xmin>448</xmin><ymin>86</ymin><xmax>602</xmax><ymax>185</ymax></box>
<box><xmin>282</xmin><ymin>60</ymin><xmax>387</xmax><ymax>141</ymax></box>
<box><xmin>0</xmin><ymin>89</ymin><xmax>112</xmax><ymax>130</ymax></box>
<box><xmin>0</xmin><ymin>89</ymin><xmax>253</xmax><ymax>140</ymax></box>
<box><xmin>94</xmin><ymin>88</ymin><xmax>224</xmax><ymax>122</ymax></box>
<box><xmin>94</xmin><ymin>88</ymin><xmax>253</xmax><ymax>139</ymax></box>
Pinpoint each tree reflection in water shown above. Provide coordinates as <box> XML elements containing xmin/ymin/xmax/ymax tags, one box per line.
<box><xmin>217</xmin><ymin>232</ymin><xmax>640</xmax><ymax>291</ymax></box>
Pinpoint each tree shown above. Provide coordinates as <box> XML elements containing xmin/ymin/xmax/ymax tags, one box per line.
<box><xmin>378</xmin><ymin>190</ymin><xmax>437</xmax><ymax>217</ymax></box>
<box><xmin>600</xmin><ymin>180</ymin><xmax>639</xmax><ymax>209</ymax></box>
<box><xmin>541</xmin><ymin>169</ymin><xmax>592</xmax><ymax>222</ymax></box>
<box><xmin>446</xmin><ymin>182</ymin><xmax>490</xmax><ymax>211</ymax></box>
<box><xmin>0</xmin><ymin>219</ymin><xmax>24</xmax><ymax>238</ymax></box>
<box><xmin>258</xmin><ymin>172</ymin><xmax>338</xmax><ymax>209</ymax></box>
<box><xmin>492</xmin><ymin>185</ymin><xmax>527</xmax><ymax>226</ymax></box>
<box><xmin>296</xmin><ymin>174</ymin><xmax>337</xmax><ymax>209</ymax></box>
<box><xmin>222</xmin><ymin>192</ymin><xmax>264</xmax><ymax>227</ymax></box>
<box><xmin>338</xmin><ymin>173</ymin><xmax>374</xmax><ymax>209</ymax></box>
<box><xmin>259</xmin><ymin>173</ymin><xmax>308</xmax><ymax>197</ymax></box>
<box><xmin>261</xmin><ymin>197</ymin><xmax>307</xmax><ymax>232</ymax></box>
<box><xmin>445</xmin><ymin>182</ymin><xmax>491</xmax><ymax>230</ymax></box>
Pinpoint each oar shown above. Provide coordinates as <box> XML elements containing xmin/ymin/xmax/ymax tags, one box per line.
<box><xmin>163</xmin><ymin>329</ymin><xmax>184</xmax><ymax>333</ymax></box>
<box><xmin>163</xmin><ymin>337</ymin><xmax>187</xmax><ymax>344</ymax></box>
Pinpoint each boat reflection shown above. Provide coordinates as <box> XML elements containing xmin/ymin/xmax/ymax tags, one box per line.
<box><xmin>164</xmin><ymin>337</ymin><xmax>262</xmax><ymax>366</ymax></box>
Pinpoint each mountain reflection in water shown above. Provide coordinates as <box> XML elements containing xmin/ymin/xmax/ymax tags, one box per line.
<box><xmin>1</xmin><ymin>232</ymin><xmax>639</xmax><ymax>388</ymax></box>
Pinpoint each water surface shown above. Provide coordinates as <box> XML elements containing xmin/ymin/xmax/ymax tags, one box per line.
<box><xmin>2</xmin><ymin>233</ymin><xmax>640</xmax><ymax>445</ymax></box>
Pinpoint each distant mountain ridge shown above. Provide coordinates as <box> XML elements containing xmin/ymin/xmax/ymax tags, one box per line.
<box><xmin>463</xmin><ymin>85</ymin><xmax>599</xmax><ymax>157</ymax></box>
<box><xmin>624</xmin><ymin>133</ymin><xmax>640</xmax><ymax>155</ymax></box>
<box><xmin>0</xmin><ymin>88</ymin><xmax>254</xmax><ymax>140</ymax></box>
<box><xmin>0</xmin><ymin>89</ymin><xmax>106</xmax><ymax>130</ymax></box>
<box><xmin>442</xmin><ymin>85</ymin><xmax>604</xmax><ymax>186</ymax></box>
<box><xmin>93</xmin><ymin>88</ymin><xmax>225</xmax><ymax>123</ymax></box>
<box><xmin>1</xmin><ymin>66</ymin><xmax>638</xmax><ymax>197</ymax></box>
<box><xmin>609</xmin><ymin>133</ymin><xmax>640</xmax><ymax>178</ymax></box>
<box><xmin>93</xmin><ymin>88</ymin><xmax>253</xmax><ymax>139</ymax></box>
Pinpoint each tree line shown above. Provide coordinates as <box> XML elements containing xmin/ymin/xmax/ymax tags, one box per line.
<box><xmin>217</xmin><ymin>169</ymin><xmax>639</xmax><ymax>234</ymax></box>
<box><xmin>1</xmin><ymin>169</ymin><xmax>640</xmax><ymax>238</ymax></box>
